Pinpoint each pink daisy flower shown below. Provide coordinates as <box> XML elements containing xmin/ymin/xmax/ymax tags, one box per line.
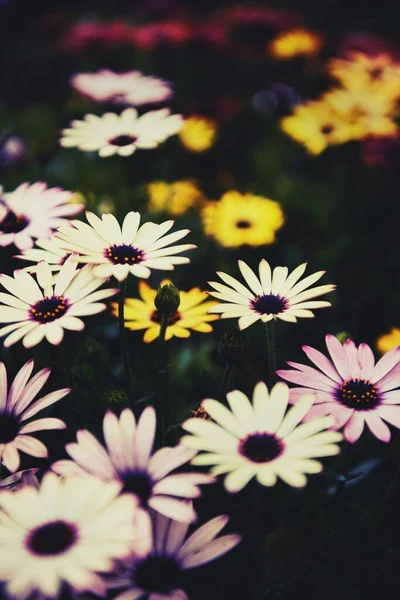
<box><xmin>71</xmin><ymin>69</ymin><xmax>173</xmax><ymax>106</ymax></box>
<box><xmin>0</xmin><ymin>359</ymin><xmax>69</xmax><ymax>472</ymax></box>
<box><xmin>277</xmin><ymin>334</ymin><xmax>400</xmax><ymax>443</ymax></box>
<box><xmin>0</xmin><ymin>182</ymin><xmax>83</xmax><ymax>250</ymax></box>
<box><xmin>53</xmin><ymin>407</ymin><xmax>213</xmax><ymax>523</ymax></box>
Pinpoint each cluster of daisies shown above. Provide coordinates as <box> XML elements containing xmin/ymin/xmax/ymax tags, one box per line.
<box><xmin>1</xmin><ymin>182</ymin><xmax>399</xmax><ymax>599</ymax></box>
<box><xmin>0</xmin><ymin>63</ymin><xmax>399</xmax><ymax>600</ymax></box>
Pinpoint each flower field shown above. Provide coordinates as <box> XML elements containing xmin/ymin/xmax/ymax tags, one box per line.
<box><xmin>0</xmin><ymin>1</ymin><xmax>399</xmax><ymax>599</ymax></box>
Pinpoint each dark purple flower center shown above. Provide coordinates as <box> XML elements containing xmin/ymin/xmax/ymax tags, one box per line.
<box><xmin>121</xmin><ymin>471</ymin><xmax>153</xmax><ymax>507</ymax></box>
<box><xmin>236</xmin><ymin>220</ymin><xmax>252</xmax><ymax>229</ymax></box>
<box><xmin>321</xmin><ymin>124</ymin><xmax>334</xmax><ymax>135</ymax></box>
<box><xmin>105</xmin><ymin>244</ymin><xmax>144</xmax><ymax>265</ymax></box>
<box><xmin>369</xmin><ymin>67</ymin><xmax>383</xmax><ymax>80</ymax></box>
<box><xmin>150</xmin><ymin>310</ymin><xmax>181</xmax><ymax>325</ymax></box>
<box><xmin>0</xmin><ymin>210</ymin><xmax>29</xmax><ymax>234</ymax></box>
<box><xmin>30</xmin><ymin>296</ymin><xmax>69</xmax><ymax>323</ymax></box>
<box><xmin>27</xmin><ymin>521</ymin><xmax>78</xmax><ymax>556</ymax></box>
<box><xmin>108</xmin><ymin>134</ymin><xmax>138</xmax><ymax>146</ymax></box>
<box><xmin>239</xmin><ymin>432</ymin><xmax>283</xmax><ymax>463</ymax></box>
<box><xmin>337</xmin><ymin>379</ymin><xmax>380</xmax><ymax>410</ymax></box>
<box><xmin>0</xmin><ymin>412</ymin><xmax>19</xmax><ymax>444</ymax></box>
<box><xmin>133</xmin><ymin>555</ymin><xmax>183</xmax><ymax>594</ymax></box>
<box><xmin>251</xmin><ymin>294</ymin><xmax>288</xmax><ymax>315</ymax></box>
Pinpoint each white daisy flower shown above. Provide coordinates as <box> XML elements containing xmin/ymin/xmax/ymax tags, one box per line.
<box><xmin>181</xmin><ymin>382</ymin><xmax>343</xmax><ymax>492</ymax></box>
<box><xmin>0</xmin><ymin>256</ymin><xmax>118</xmax><ymax>347</ymax></box>
<box><xmin>53</xmin><ymin>406</ymin><xmax>213</xmax><ymax>523</ymax></box>
<box><xmin>60</xmin><ymin>108</ymin><xmax>183</xmax><ymax>158</ymax></box>
<box><xmin>113</xmin><ymin>509</ymin><xmax>241</xmax><ymax>600</ymax></box>
<box><xmin>15</xmin><ymin>237</ymin><xmax>75</xmax><ymax>273</ymax></box>
<box><xmin>71</xmin><ymin>69</ymin><xmax>173</xmax><ymax>106</ymax></box>
<box><xmin>0</xmin><ymin>182</ymin><xmax>83</xmax><ymax>250</ymax></box>
<box><xmin>0</xmin><ymin>473</ymin><xmax>143</xmax><ymax>599</ymax></box>
<box><xmin>0</xmin><ymin>359</ymin><xmax>69</xmax><ymax>472</ymax></box>
<box><xmin>208</xmin><ymin>259</ymin><xmax>336</xmax><ymax>330</ymax></box>
<box><xmin>53</xmin><ymin>211</ymin><xmax>195</xmax><ymax>281</ymax></box>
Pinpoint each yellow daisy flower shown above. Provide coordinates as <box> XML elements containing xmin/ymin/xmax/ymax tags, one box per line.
<box><xmin>329</xmin><ymin>52</ymin><xmax>400</xmax><ymax>96</ymax></box>
<box><xmin>147</xmin><ymin>180</ymin><xmax>205</xmax><ymax>216</ymax></box>
<box><xmin>111</xmin><ymin>280</ymin><xmax>219</xmax><ymax>342</ymax></box>
<box><xmin>269</xmin><ymin>28</ymin><xmax>322</xmax><ymax>59</ymax></box>
<box><xmin>377</xmin><ymin>328</ymin><xmax>400</xmax><ymax>354</ymax></box>
<box><xmin>323</xmin><ymin>88</ymin><xmax>398</xmax><ymax>139</ymax></box>
<box><xmin>281</xmin><ymin>100</ymin><xmax>356</xmax><ymax>154</ymax></box>
<box><xmin>179</xmin><ymin>116</ymin><xmax>217</xmax><ymax>153</ymax></box>
<box><xmin>201</xmin><ymin>191</ymin><xmax>284</xmax><ymax>248</ymax></box>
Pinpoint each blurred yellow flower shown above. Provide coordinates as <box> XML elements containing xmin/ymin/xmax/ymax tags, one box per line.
<box><xmin>323</xmin><ymin>88</ymin><xmax>398</xmax><ymax>139</ymax></box>
<box><xmin>97</xmin><ymin>197</ymin><xmax>115</xmax><ymax>213</ymax></box>
<box><xmin>377</xmin><ymin>328</ymin><xmax>400</xmax><ymax>354</ymax></box>
<box><xmin>179</xmin><ymin>116</ymin><xmax>217</xmax><ymax>152</ymax></box>
<box><xmin>147</xmin><ymin>180</ymin><xmax>205</xmax><ymax>216</ymax></box>
<box><xmin>281</xmin><ymin>100</ymin><xmax>354</xmax><ymax>155</ymax></box>
<box><xmin>111</xmin><ymin>280</ymin><xmax>219</xmax><ymax>343</ymax></box>
<box><xmin>202</xmin><ymin>191</ymin><xmax>284</xmax><ymax>248</ymax></box>
<box><xmin>69</xmin><ymin>191</ymin><xmax>86</xmax><ymax>205</ymax></box>
<box><xmin>269</xmin><ymin>28</ymin><xmax>322</xmax><ymax>59</ymax></box>
<box><xmin>329</xmin><ymin>52</ymin><xmax>400</xmax><ymax>96</ymax></box>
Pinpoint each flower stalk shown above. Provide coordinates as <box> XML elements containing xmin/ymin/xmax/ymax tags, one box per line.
<box><xmin>118</xmin><ymin>279</ymin><xmax>132</xmax><ymax>401</ymax></box>
<box><xmin>265</xmin><ymin>320</ymin><xmax>277</xmax><ymax>386</ymax></box>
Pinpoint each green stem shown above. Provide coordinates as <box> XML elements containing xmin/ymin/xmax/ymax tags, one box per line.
<box><xmin>265</xmin><ymin>320</ymin><xmax>277</xmax><ymax>387</ymax></box>
<box><xmin>118</xmin><ymin>279</ymin><xmax>132</xmax><ymax>401</ymax></box>
<box><xmin>218</xmin><ymin>362</ymin><xmax>234</xmax><ymax>402</ymax></box>
<box><xmin>155</xmin><ymin>314</ymin><xmax>169</xmax><ymax>445</ymax></box>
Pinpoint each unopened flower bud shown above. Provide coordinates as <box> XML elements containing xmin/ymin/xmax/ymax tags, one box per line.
<box><xmin>335</xmin><ymin>331</ymin><xmax>351</xmax><ymax>343</ymax></box>
<box><xmin>154</xmin><ymin>282</ymin><xmax>180</xmax><ymax>315</ymax></box>
<box><xmin>103</xmin><ymin>388</ymin><xmax>127</xmax><ymax>406</ymax></box>
<box><xmin>218</xmin><ymin>326</ymin><xmax>247</xmax><ymax>364</ymax></box>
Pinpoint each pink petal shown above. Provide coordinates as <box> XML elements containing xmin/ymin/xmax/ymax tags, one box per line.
<box><xmin>286</xmin><ymin>361</ymin><xmax>338</xmax><ymax>389</ymax></box>
<box><xmin>276</xmin><ymin>369</ymin><xmax>336</xmax><ymax>393</ymax></box>
<box><xmin>343</xmin><ymin>339</ymin><xmax>361</xmax><ymax>379</ymax></box>
<box><xmin>382</xmin><ymin>390</ymin><xmax>400</xmax><ymax>404</ymax></box>
<box><xmin>19</xmin><ymin>418</ymin><xmax>66</xmax><ymax>434</ymax></box>
<box><xmin>2</xmin><ymin>444</ymin><xmax>20</xmax><ymax>472</ymax></box>
<box><xmin>13</xmin><ymin>435</ymin><xmax>48</xmax><ymax>457</ymax></box>
<box><xmin>0</xmin><ymin>362</ymin><xmax>7</xmax><ymax>410</ymax></box>
<box><xmin>19</xmin><ymin>388</ymin><xmax>70</xmax><ymax>421</ymax></box>
<box><xmin>177</xmin><ymin>514</ymin><xmax>229</xmax><ymax>560</ymax></box>
<box><xmin>13</xmin><ymin>368</ymin><xmax>51</xmax><ymax>416</ymax></box>
<box><xmin>371</xmin><ymin>346</ymin><xmax>400</xmax><ymax>384</ymax></box>
<box><xmin>6</xmin><ymin>359</ymin><xmax>34</xmax><ymax>412</ymax></box>
<box><xmin>325</xmin><ymin>334</ymin><xmax>351</xmax><ymax>380</ymax></box>
<box><xmin>364</xmin><ymin>413</ymin><xmax>391</xmax><ymax>442</ymax></box>
<box><xmin>149</xmin><ymin>446</ymin><xmax>196</xmax><ymax>480</ymax></box>
<box><xmin>306</xmin><ymin>403</ymin><xmax>353</xmax><ymax>430</ymax></box>
<box><xmin>134</xmin><ymin>407</ymin><xmax>156</xmax><ymax>470</ymax></box>
<box><xmin>52</xmin><ymin>459</ymin><xmax>90</xmax><ymax>477</ymax></box>
<box><xmin>378</xmin><ymin>405</ymin><xmax>400</xmax><ymax>428</ymax></box>
<box><xmin>344</xmin><ymin>413</ymin><xmax>365</xmax><ymax>443</ymax></box>
<box><xmin>358</xmin><ymin>343</ymin><xmax>375</xmax><ymax>378</ymax></box>
<box><xmin>302</xmin><ymin>345</ymin><xmax>342</xmax><ymax>383</ymax></box>
<box><xmin>148</xmin><ymin>496</ymin><xmax>197</xmax><ymax>523</ymax></box>
<box><xmin>181</xmin><ymin>535</ymin><xmax>241</xmax><ymax>569</ymax></box>
<box><xmin>377</xmin><ymin>363</ymin><xmax>400</xmax><ymax>392</ymax></box>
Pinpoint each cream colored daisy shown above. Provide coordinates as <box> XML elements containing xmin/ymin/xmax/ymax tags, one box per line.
<box><xmin>54</xmin><ymin>211</ymin><xmax>195</xmax><ymax>282</ymax></box>
<box><xmin>208</xmin><ymin>259</ymin><xmax>335</xmax><ymax>330</ymax></box>
<box><xmin>0</xmin><ymin>256</ymin><xmax>118</xmax><ymax>347</ymax></box>
<box><xmin>60</xmin><ymin>108</ymin><xmax>183</xmax><ymax>157</ymax></box>
<box><xmin>181</xmin><ymin>382</ymin><xmax>342</xmax><ymax>492</ymax></box>
<box><xmin>0</xmin><ymin>473</ymin><xmax>143</xmax><ymax>599</ymax></box>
